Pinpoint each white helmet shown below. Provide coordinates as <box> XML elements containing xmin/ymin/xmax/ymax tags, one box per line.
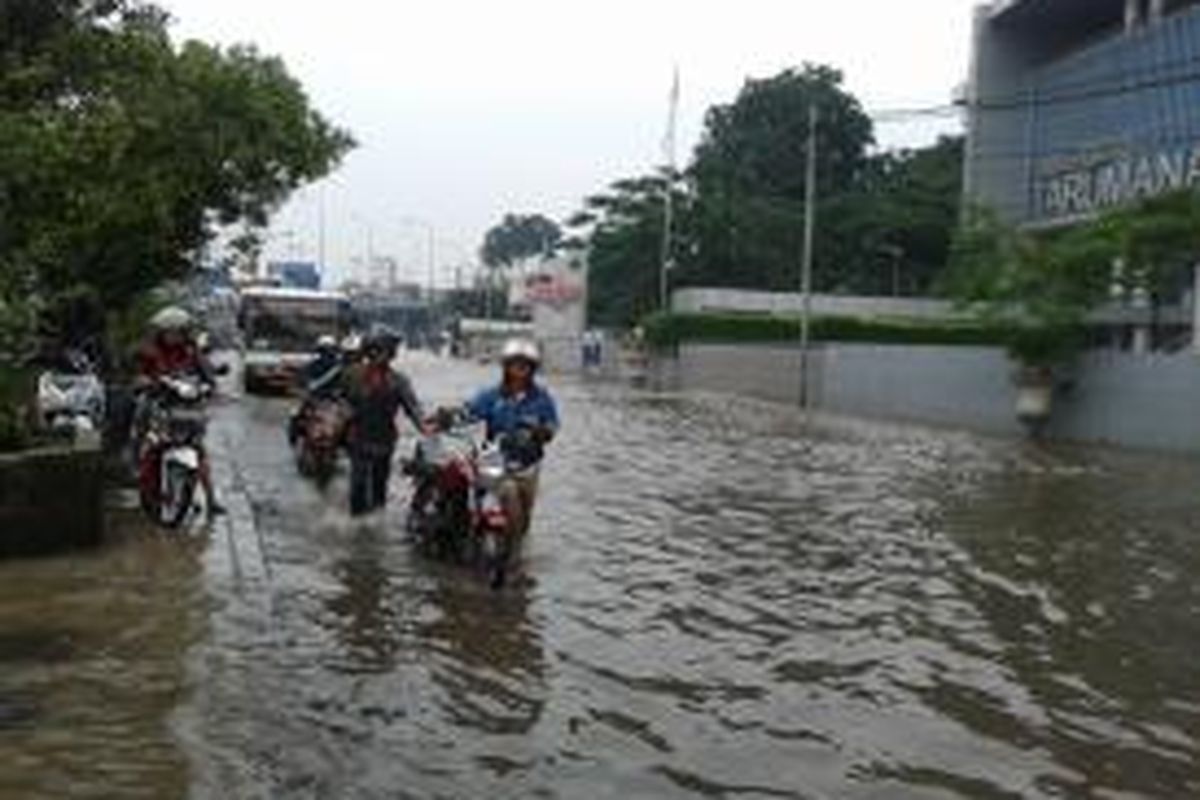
<box><xmin>501</xmin><ymin>338</ymin><xmax>541</xmax><ymax>368</ymax></box>
<box><xmin>341</xmin><ymin>334</ymin><xmax>363</xmax><ymax>353</ymax></box>
<box><xmin>316</xmin><ymin>334</ymin><xmax>338</xmax><ymax>351</ymax></box>
<box><xmin>150</xmin><ymin>306</ymin><xmax>193</xmax><ymax>332</ymax></box>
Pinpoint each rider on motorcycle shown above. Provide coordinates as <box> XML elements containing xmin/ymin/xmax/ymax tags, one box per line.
<box><xmin>135</xmin><ymin>306</ymin><xmax>225</xmax><ymax>517</ymax></box>
<box><xmin>462</xmin><ymin>338</ymin><xmax>558</xmax><ymax>540</ymax></box>
<box><xmin>288</xmin><ymin>335</ymin><xmax>345</xmax><ymax>446</ymax></box>
<box><xmin>342</xmin><ymin>327</ymin><xmax>424</xmax><ymax>516</ymax></box>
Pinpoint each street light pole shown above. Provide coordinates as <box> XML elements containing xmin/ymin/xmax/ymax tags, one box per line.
<box><xmin>397</xmin><ymin>216</ymin><xmax>437</xmax><ymax>301</ymax></box>
<box><xmin>799</xmin><ymin>103</ymin><xmax>819</xmax><ymax>410</ymax></box>
<box><xmin>317</xmin><ymin>184</ymin><xmax>328</xmax><ymax>273</ymax></box>
<box><xmin>427</xmin><ymin>224</ymin><xmax>436</xmax><ymax>303</ymax></box>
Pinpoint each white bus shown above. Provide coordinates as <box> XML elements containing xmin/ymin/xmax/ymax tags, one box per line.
<box><xmin>239</xmin><ymin>287</ymin><xmax>352</xmax><ymax>394</ymax></box>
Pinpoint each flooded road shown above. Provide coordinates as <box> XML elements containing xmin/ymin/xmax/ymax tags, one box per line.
<box><xmin>2</xmin><ymin>355</ymin><xmax>1199</xmax><ymax>799</ymax></box>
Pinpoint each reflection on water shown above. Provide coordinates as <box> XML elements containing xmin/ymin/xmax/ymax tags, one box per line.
<box><xmin>325</xmin><ymin>529</ymin><xmax>401</xmax><ymax>673</ymax></box>
<box><xmin>0</xmin><ymin>527</ymin><xmax>203</xmax><ymax>800</ymax></box>
<box><xmin>0</xmin><ymin>357</ymin><xmax>1198</xmax><ymax>799</ymax></box>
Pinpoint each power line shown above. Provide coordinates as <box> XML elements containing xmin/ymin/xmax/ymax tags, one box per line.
<box><xmin>869</xmin><ymin>104</ymin><xmax>961</xmax><ymax>123</ymax></box>
<box><xmin>865</xmin><ymin>51</ymin><xmax>1200</xmax><ymax>125</ymax></box>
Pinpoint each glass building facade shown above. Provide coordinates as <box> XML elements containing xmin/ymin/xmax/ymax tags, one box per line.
<box><xmin>966</xmin><ymin>0</ymin><xmax>1200</xmax><ymax>226</ymax></box>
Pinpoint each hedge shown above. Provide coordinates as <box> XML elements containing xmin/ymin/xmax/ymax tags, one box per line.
<box><xmin>642</xmin><ymin>312</ymin><xmax>1012</xmax><ymax>350</ymax></box>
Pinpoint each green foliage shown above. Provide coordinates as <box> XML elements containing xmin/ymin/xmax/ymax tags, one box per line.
<box><xmin>568</xmin><ymin>172</ymin><xmax>687</xmax><ymax>329</ymax></box>
<box><xmin>945</xmin><ymin>207</ymin><xmax>1113</xmax><ymax>366</ymax></box>
<box><xmin>481</xmin><ymin>214</ymin><xmax>563</xmax><ymax>270</ymax></box>
<box><xmin>569</xmin><ymin>64</ymin><xmax>966</xmax><ymax>329</ymax></box>
<box><xmin>945</xmin><ymin>190</ymin><xmax>1200</xmax><ymax>367</ymax></box>
<box><xmin>689</xmin><ymin>64</ymin><xmax>874</xmax><ymax>292</ymax></box>
<box><xmin>823</xmin><ymin>136</ymin><xmax>965</xmax><ymax>295</ymax></box>
<box><xmin>642</xmin><ymin>312</ymin><xmax>1007</xmax><ymax>351</ymax></box>
<box><xmin>1101</xmin><ymin>189</ymin><xmax>1200</xmax><ymax>301</ymax></box>
<box><xmin>694</xmin><ymin>64</ymin><xmax>873</xmax><ymax>202</ymax></box>
<box><xmin>0</xmin><ymin>0</ymin><xmax>354</xmax><ymax>342</ymax></box>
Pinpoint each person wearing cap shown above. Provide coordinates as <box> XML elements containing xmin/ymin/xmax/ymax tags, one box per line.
<box><xmin>136</xmin><ymin>307</ymin><xmax>215</xmax><ymax>386</ymax></box>
<box><xmin>462</xmin><ymin>338</ymin><xmax>559</xmax><ymax>541</ymax></box>
<box><xmin>341</xmin><ymin>328</ymin><xmax>424</xmax><ymax>516</ymax></box>
<box><xmin>135</xmin><ymin>306</ymin><xmax>225</xmax><ymax>516</ymax></box>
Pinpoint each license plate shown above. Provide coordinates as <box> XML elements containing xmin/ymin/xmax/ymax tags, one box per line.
<box><xmin>170</xmin><ymin>409</ymin><xmax>207</xmax><ymax>424</ymax></box>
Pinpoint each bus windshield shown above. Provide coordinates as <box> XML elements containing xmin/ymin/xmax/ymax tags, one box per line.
<box><xmin>242</xmin><ymin>293</ymin><xmax>348</xmax><ymax>353</ymax></box>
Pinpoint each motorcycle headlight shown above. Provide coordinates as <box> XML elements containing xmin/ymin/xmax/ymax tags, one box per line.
<box><xmin>480</xmin><ymin>464</ymin><xmax>506</xmax><ymax>482</ymax></box>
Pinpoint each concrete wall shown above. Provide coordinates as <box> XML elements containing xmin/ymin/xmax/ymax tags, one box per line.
<box><xmin>0</xmin><ymin>443</ymin><xmax>105</xmax><ymax>558</ymax></box>
<box><xmin>1051</xmin><ymin>350</ymin><xmax>1200</xmax><ymax>451</ymax></box>
<box><xmin>660</xmin><ymin>343</ymin><xmax>1200</xmax><ymax>453</ymax></box>
<box><xmin>818</xmin><ymin>345</ymin><xmax>1026</xmax><ymax>436</ymax></box>
<box><xmin>672</xmin><ymin>288</ymin><xmax>961</xmax><ymax>321</ymax></box>
<box><xmin>671</xmin><ymin>286</ymin><xmax>1197</xmax><ymax>328</ymax></box>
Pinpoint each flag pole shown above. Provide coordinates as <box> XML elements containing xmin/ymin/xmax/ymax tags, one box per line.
<box><xmin>659</xmin><ymin>66</ymin><xmax>680</xmax><ymax>313</ymax></box>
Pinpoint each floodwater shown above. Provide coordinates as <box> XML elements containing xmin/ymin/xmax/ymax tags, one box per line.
<box><xmin>1</xmin><ymin>355</ymin><xmax>1198</xmax><ymax>799</ymax></box>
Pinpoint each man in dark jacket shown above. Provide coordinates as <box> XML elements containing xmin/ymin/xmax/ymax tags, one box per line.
<box><xmin>342</xmin><ymin>330</ymin><xmax>423</xmax><ymax>516</ymax></box>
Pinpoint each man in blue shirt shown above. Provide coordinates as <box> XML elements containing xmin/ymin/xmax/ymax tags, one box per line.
<box><xmin>464</xmin><ymin>339</ymin><xmax>559</xmax><ymax>540</ymax></box>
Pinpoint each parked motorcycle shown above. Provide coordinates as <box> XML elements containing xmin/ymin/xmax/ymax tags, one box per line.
<box><xmin>406</xmin><ymin>414</ymin><xmax>531</xmax><ymax>589</ymax></box>
<box><xmin>137</xmin><ymin>375</ymin><xmax>212</xmax><ymax>529</ymax></box>
<box><xmin>294</xmin><ymin>397</ymin><xmax>349</xmax><ymax>485</ymax></box>
<box><xmin>35</xmin><ymin>350</ymin><xmax>105</xmax><ymax>442</ymax></box>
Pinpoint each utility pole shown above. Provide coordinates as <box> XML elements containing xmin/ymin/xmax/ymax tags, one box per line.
<box><xmin>799</xmin><ymin>103</ymin><xmax>819</xmax><ymax>410</ymax></box>
<box><xmin>427</xmin><ymin>224</ymin><xmax>436</xmax><ymax>304</ymax></box>
<box><xmin>317</xmin><ymin>184</ymin><xmax>328</xmax><ymax>274</ymax></box>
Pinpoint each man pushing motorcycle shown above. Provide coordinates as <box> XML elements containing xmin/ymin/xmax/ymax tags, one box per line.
<box><xmin>342</xmin><ymin>327</ymin><xmax>424</xmax><ymax>517</ymax></box>
<box><xmin>460</xmin><ymin>339</ymin><xmax>559</xmax><ymax>542</ymax></box>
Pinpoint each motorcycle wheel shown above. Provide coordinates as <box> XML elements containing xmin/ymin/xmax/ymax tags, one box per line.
<box><xmin>431</xmin><ymin>495</ymin><xmax>469</xmax><ymax>564</ymax></box>
<box><xmin>160</xmin><ymin>462</ymin><xmax>197</xmax><ymax>530</ymax></box>
<box><xmin>480</xmin><ymin>531</ymin><xmax>511</xmax><ymax>590</ymax></box>
<box><xmin>138</xmin><ymin>450</ymin><xmax>161</xmax><ymax>517</ymax></box>
<box><xmin>295</xmin><ymin>443</ymin><xmax>313</xmax><ymax>477</ymax></box>
<box><xmin>313</xmin><ymin>448</ymin><xmax>336</xmax><ymax>487</ymax></box>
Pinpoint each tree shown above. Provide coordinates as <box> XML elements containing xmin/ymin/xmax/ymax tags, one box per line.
<box><xmin>568</xmin><ymin>67</ymin><xmax>967</xmax><ymax>330</ymax></box>
<box><xmin>567</xmin><ymin>171</ymin><xmax>692</xmax><ymax>328</ymax></box>
<box><xmin>481</xmin><ymin>213</ymin><xmax>563</xmax><ymax>271</ymax></box>
<box><xmin>689</xmin><ymin>64</ymin><xmax>874</xmax><ymax>291</ymax></box>
<box><xmin>823</xmin><ymin>136</ymin><xmax>965</xmax><ymax>295</ymax></box>
<box><xmin>0</xmin><ymin>0</ymin><xmax>354</xmax><ymax>332</ymax></box>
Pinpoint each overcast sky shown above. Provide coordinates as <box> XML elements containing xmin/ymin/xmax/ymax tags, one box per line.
<box><xmin>167</xmin><ymin>0</ymin><xmax>977</xmax><ymax>286</ymax></box>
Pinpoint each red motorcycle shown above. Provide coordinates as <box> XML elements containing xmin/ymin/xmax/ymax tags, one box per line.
<box><xmin>405</xmin><ymin>416</ymin><xmax>521</xmax><ymax>589</ymax></box>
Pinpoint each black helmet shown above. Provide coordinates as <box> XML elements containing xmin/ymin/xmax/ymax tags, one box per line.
<box><xmin>365</xmin><ymin>325</ymin><xmax>400</xmax><ymax>359</ymax></box>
